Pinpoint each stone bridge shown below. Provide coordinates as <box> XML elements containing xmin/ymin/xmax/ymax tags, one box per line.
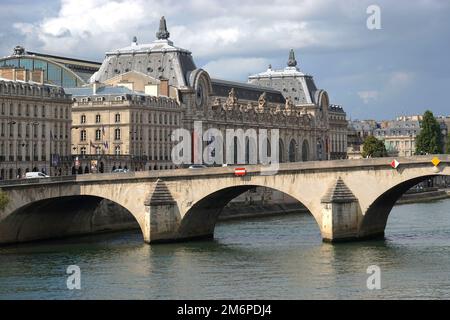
<box><xmin>0</xmin><ymin>155</ymin><xmax>448</xmax><ymax>245</ymax></box>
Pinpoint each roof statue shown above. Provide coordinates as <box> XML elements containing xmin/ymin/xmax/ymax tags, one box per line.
<box><xmin>287</xmin><ymin>49</ymin><xmax>297</xmax><ymax>67</ymax></box>
<box><xmin>13</xmin><ymin>45</ymin><xmax>25</xmax><ymax>56</ymax></box>
<box><xmin>156</xmin><ymin>16</ymin><xmax>170</xmax><ymax>40</ymax></box>
<box><xmin>257</xmin><ymin>92</ymin><xmax>267</xmax><ymax>113</ymax></box>
<box><xmin>225</xmin><ymin>88</ymin><xmax>238</xmax><ymax>110</ymax></box>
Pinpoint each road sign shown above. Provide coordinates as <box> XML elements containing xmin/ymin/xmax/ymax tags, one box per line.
<box><xmin>431</xmin><ymin>157</ymin><xmax>441</xmax><ymax>167</ymax></box>
<box><xmin>390</xmin><ymin>159</ymin><xmax>400</xmax><ymax>169</ymax></box>
<box><xmin>234</xmin><ymin>168</ymin><xmax>246</xmax><ymax>176</ymax></box>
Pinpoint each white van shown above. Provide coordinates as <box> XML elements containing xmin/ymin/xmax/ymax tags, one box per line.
<box><xmin>25</xmin><ymin>172</ymin><xmax>50</xmax><ymax>179</ymax></box>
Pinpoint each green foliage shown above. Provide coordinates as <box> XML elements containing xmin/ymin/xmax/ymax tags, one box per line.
<box><xmin>446</xmin><ymin>133</ymin><xmax>450</xmax><ymax>154</ymax></box>
<box><xmin>362</xmin><ymin>135</ymin><xmax>388</xmax><ymax>158</ymax></box>
<box><xmin>0</xmin><ymin>190</ymin><xmax>9</xmax><ymax>211</ymax></box>
<box><xmin>415</xmin><ymin>110</ymin><xmax>443</xmax><ymax>155</ymax></box>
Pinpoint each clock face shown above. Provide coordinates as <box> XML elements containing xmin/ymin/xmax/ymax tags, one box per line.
<box><xmin>196</xmin><ymin>83</ymin><xmax>204</xmax><ymax>107</ymax></box>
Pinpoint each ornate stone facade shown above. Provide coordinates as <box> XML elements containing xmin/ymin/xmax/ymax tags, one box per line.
<box><xmin>88</xmin><ymin>16</ymin><xmax>346</xmax><ymax>166</ymax></box>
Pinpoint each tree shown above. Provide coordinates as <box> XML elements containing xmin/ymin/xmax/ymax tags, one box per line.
<box><xmin>415</xmin><ymin>110</ymin><xmax>443</xmax><ymax>155</ymax></box>
<box><xmin>446</xmin><ymin>133</ymin><xmax>450</xmax><ymax>154</ymax></box>
<box><xmin>362</xmin><ymin>135</ymin><xmax>388</xmax><ymax>158</ymax></box>
<box><xmin>0</xmin><ymin>190</ymin><xmax>9</xmax><ymax>211</ymax></box>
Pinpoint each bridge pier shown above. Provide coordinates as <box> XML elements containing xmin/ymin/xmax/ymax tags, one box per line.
<box><xmin>143</xmin><ymin>180</ymin><xmax>181</xmax><ymax>243</ymax></box>
<box><xmin>320</xmin><ymin>178</ymin><xmax>361</xmax><ymax>242</ymax></box>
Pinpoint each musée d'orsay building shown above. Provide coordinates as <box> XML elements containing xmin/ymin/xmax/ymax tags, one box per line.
<box><xmin>0</xmin><ymin>16</ymin><xmax>347</xmax><ymax>178</ymax></box>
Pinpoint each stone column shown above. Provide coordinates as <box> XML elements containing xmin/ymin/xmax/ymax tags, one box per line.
<box><xmin>320</xmin><ymin>177</ymin><xmax>360</xmax><ymax>242</ymax></box>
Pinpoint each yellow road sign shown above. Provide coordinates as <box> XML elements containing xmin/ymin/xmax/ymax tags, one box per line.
<box><xmin>431</xmin><ymin>157</ymin><xmax>441</xmax><ymax>167</ymax></box>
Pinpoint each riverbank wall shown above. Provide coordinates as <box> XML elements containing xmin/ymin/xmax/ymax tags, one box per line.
<box><xmin>219</xmin><ymin>188</ymin><xmax>450</xmax><ymax>221</ymax></box>
<box><xmin>396</xmin><ymin>188</ymin><xmax>450</xmax><ymax>205</ymax></box>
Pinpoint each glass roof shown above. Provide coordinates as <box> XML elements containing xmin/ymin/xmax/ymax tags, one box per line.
<box><xmin>0</xmin><ymin>56</ymin><xmax>85</xmax><ymax>87</ymax></box>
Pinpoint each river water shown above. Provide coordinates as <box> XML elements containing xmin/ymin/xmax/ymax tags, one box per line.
<box><xmin>0</xmin><ymin>199</ymin><xmax>449</xmax><ymax>300</ymax></box>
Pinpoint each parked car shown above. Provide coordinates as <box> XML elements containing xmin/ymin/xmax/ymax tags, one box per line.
<box><xmin>188</xmin><ymin>164</ymin><xmax>207</xmax><ymax>169</ymax></box>
<box><xmin>25</xmin><ymin>172</ymin><xmax>50</xmax><ymax>179</ymax></box>
<box><xmin>112</xmin><ymin>168</ymin><xmax>129</xmax><ymax>173</ymax></box>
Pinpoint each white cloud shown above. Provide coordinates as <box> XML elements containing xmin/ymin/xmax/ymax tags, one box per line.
<box><xmin>202</xmin><ymin>57</ymin><xmax>269</xmax><ymax>80</ymax></box>
<box><xmin>7</xmin><ymin>0</ymin><xmax>450</xmax><ymax>119</ymax></box>
<box><xmin>12</xmin><ymin>0</ymin><xmax>373</xmax><ymax>60</ymax></box>
<box><xmin>388</xmin><ymin>71</ymin><xmax>415</xmax><ymax>87</ymax></box>
<box><xmin>357</xmin><ymin>90</ymin><xmax>379</xmax><ymax>104</ymax></box>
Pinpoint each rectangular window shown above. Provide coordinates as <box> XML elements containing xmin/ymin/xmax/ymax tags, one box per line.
<box><xmin>114</xmin><ymin>129</ymin><xmax>121</xmax><ymax>140</ymax></box>
<box><xmin>95</xmin><ymin>129</ymin><xmax>101</xmax><ymax>141</ymax></box>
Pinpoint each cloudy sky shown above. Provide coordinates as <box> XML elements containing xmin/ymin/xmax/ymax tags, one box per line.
<box><xmin>1</xmin><ymin>0</ymin><xmax>449</xmax><ymax>120</ymax></box>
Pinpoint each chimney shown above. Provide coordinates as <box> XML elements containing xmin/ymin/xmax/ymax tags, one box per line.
<box><xmin>159</xmin><ymin>79</ymin><xmax>169</xmax><ymax>97</ymax></box>
<box><xmin>93</xmin><ymin>81</ymin><xmax>99</xmax><ymax>95</ymax></box>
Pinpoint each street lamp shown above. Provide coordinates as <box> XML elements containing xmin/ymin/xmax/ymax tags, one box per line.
<box><xmin>130</xmin><ymin>130</ymin><xmax>137</xmax><ymax>171</ymax></box>
<box><xmin>15</xmin><ymin>142</ymin><xmax>25</xmax><ymax>178</ymax></box>
<box><xmin>7</xmin><ymin>120</ymin><xmax>16</xmax><ymax>173</ymax></box>
<box><xmin>27</xmin><ymin>122</ymin><xmax>39</xmax><ymax>172</ymax></box>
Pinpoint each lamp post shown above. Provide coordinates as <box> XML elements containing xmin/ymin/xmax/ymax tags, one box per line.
<box><xmin>130</xmin><ymin>130</ymin><xmax>137</xmax><ymax>171</ymax></box>
<box><xmin>70</xmin><ymin>126</ymin><xmax>80</xmax><ymax>175</ymax></box>
<box><xmin>27</xmin><ymin>121</ymin><xmax>39</xmax><ymax>172</ymax></box>
<box><xmin>16</xmin><ymin>142</ymin><xmax>25</xmax><ymax>178</ymax></box>
<box><xmin>7</xmin><ymin>120</ymin><xmax>16</xmax><ymax>177</ymax></box>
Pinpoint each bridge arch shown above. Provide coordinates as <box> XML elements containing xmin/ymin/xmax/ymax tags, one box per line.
<box><xmin>359</xmin><ymin>174</ymin><xmax>449</xmax><ymax>239</ymax></box>
<box><xmin>176</xmin><ymin>184</ymin><xmax>321</xmax><ymax>241</ymax></box>
<box><xmin>0</xmin><ymin>195</ymin><xmax>141</xmax><ymax>245</ymax></box>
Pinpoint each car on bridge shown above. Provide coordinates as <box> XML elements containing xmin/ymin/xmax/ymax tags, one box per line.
<box><xmin>188</xmin><ymin>164</ymin><xmax>208</xmax><ymax>169</ymax></box>
<box><xmin>25</xmin><ymin>172</ymin><xmax>50</xmax><ymax>179</ymax></box>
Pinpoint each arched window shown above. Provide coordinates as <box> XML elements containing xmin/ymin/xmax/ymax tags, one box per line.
<box><xmin>316</xmin><ymin>139</ymin><xmax>324</xmax><ymax>160</ymax></box>
<box><xmin>279</xmin><ymin>139</ymin><xmax>284</xmax><ymax>163</ymax></box>
<box><xmin>302</xmin><ymin>140</ymin><xmax>309</xmax><ymax>162</ymax></box>
<box><xmin>289</xmin><ymin>139</ymin><xmax>296</xmax><ymax>162</ymax></box>
<box><xmin>233</xmin><ymin>136</ymin><xmax>238</xmax><ymax>165</ymax></box>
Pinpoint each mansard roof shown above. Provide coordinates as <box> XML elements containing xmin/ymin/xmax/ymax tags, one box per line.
<box><xmin>248</xmin><ymin>50</ymin><xmax>319</xmax><ymax>105</ymax></box>
<box><xmin>90</xmin><ymin>18</ymin><xmax>196</xmax><ymax>89</ymax></box>
<box><xmin>65</xmin><ymin>85</ymin><xmax>139</xmax><ymax>96</ymax></box>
